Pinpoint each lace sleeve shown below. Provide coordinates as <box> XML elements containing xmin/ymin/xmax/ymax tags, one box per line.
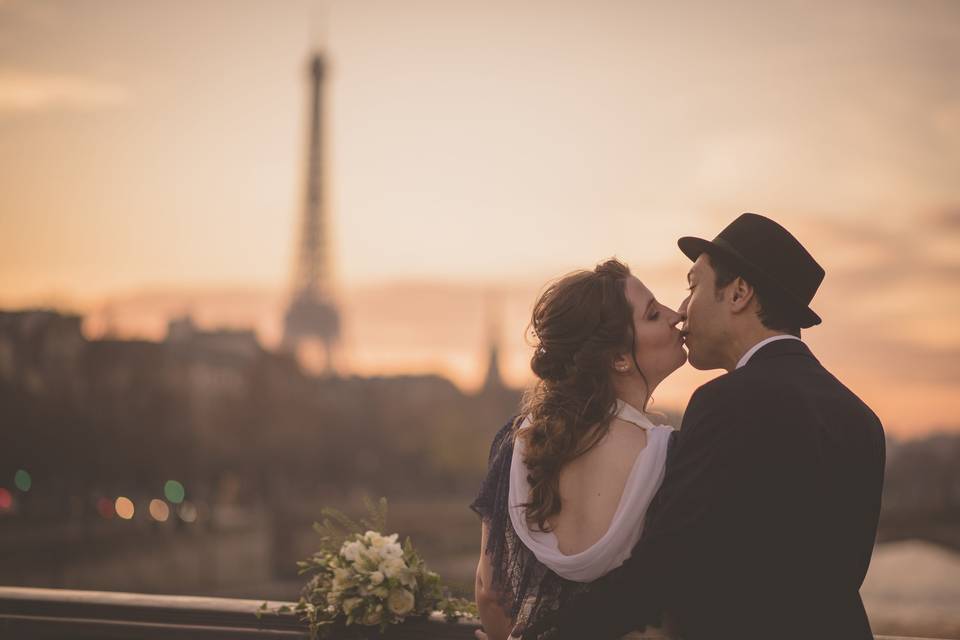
<box><xmin>468</xmin><ymin>416</ymin><xmax>592</xmax><ymax>636</ymax></box>
<box><xmin>470</xmin><ymin>417</ymin><xmax>516</xmax><ymax>521</ymax></box>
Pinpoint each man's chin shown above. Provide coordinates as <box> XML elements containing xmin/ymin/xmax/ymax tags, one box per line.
<box><xmin>688</xmin><ymin>355</ymin><xmax>726</xmax><ymax>371</ymax></box>
<box><xmin>686</xmin><ymin>348</ymin><xmax>716</xmax><ymax>371</ymax></box>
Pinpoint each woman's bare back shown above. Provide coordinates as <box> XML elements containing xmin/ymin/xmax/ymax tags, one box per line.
<box><xmin>547</xmin><ymin>417</ymin><xmax>649</xmax><ymax>555</ymax></box>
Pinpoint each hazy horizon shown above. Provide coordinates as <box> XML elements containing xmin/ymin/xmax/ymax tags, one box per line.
<box><xmin>3</xmin><ymin>264</ymin><xmax>956</xmax><ymax>440</ymax></box>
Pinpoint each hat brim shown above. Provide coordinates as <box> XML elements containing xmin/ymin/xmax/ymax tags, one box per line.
<box><xmin>677</xmin><ymin>236</ymin><xmax>822</xmax><ymax>328</ymax></box>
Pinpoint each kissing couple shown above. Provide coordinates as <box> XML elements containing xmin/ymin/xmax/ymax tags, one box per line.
<box><xmin>470</xmin><ymin>213</ymin><xmax>886</xmax><ymax>640</ymax></box>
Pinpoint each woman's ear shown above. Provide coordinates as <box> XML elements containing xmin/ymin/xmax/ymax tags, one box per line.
<box><xmin>611</xmin><ymin>352</ymin><xmax>632</xmax><ymax>374</ymax></box>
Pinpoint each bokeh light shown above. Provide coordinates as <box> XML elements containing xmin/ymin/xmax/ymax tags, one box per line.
<box><xmin>96</xmin><ymin>497</ymin><xmax>114</xmax><ymax>519</ymax></box>
<box><xmin>178</xmin><ymin>501</ymin><xmax>198</xmax><ymax>523</ymax></box>
<box><xmin>149</xmin><ymin>499</ymin><xmax>170</xmax><ymax>522</ymax></box>
<box><xmin>114</xmin><ymin>497</ymin><xmax>135</xmax><ymax>520</ymax></box>
<box><xmin>14</xmin><ymin>469</ymin><xmax>31</xmax><ymax>492</ymax></box>
<box><xmin>164</xmin><ymin>480</ymin><xmax>185</xmax><ymax>504</ymax></box>
<box><xmin>0</xmin><ymin>488</ymin><xmax>12</xmax><ymax>511</ymax></box>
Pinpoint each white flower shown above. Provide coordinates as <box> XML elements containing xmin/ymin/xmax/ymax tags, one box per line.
<box><xmin>372</xmin><ymin>586</ymin><xmax>389</xmax><ymax>598</ymax></box>
<box><xmin>365</xmin><ymin>531</ymin><xmax>399</xmax><ymax>549</ymax></box>
<box><xmin>380</xmin><ymin>556</ymin><xmax>407</xmax><ymax>579</ymax></box>
<box><xmin>360</xmin><ymin>545</ymin><xmax>382</xmax><ymax>567</ymax></box>
<box><xmin>369</xmin><ymin>571</ymin><xmax>384</xmax><ymax>585</ymax></box>
<box><xmin>341</xmin><ymin>540</ymin><xmax>363</xmax><ymax>563</ymax></box>
<box><xmin>397</xmin><ymin>567</ymin><xmax>418</xmax><ymax>589</ymax></box>
<box><xmin>387</xmin><ymin>588</ymin><xmax>416</xmax><ymax>616</ymax></box>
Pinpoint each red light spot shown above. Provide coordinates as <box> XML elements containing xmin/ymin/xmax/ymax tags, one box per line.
<box><xmin>96</xmin><ymin>497</ymin><xmax>114</xmax><ymax>519</ymax></box>
<box><xmin>0</xmin><ymin>488</ymin><xmax>12</xmax><ymax>511</ymax></box>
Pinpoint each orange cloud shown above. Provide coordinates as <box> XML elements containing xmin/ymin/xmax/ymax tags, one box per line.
<box><xmin>0</xmin><ymin>69</ymin><xmax>129</xmax><ymax>114</ymax></box>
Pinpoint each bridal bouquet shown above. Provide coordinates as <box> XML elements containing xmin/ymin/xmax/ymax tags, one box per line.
<box><xmin>258</xmin><ymin>498</ymin><xmax>476</xmax><ymax>639</ymax></box>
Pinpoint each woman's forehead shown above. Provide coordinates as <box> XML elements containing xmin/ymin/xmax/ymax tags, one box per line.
<box><xmin>625</xmin><ymin>275</ymin><xmax>654</xmax><ymax>306</ymax></box>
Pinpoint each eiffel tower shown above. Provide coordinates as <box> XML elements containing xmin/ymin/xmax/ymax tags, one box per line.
<box><xmin>282</xmin><ymin>52</ymin><xmax>340</xmax><ymax>372</ymax></box>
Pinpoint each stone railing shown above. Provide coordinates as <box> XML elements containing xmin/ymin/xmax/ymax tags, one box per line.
<box><xmin>0</xmin><ymin>586</ymin><xmax>478</xmax><ymax>639</ymax></box>
<box><xmin>0</xmin><ymin>586</ymin><xmax>943</xmax><ymax>640</ymax></box>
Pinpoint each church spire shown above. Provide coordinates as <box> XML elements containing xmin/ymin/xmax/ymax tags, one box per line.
<box><xmin>481</xmin><ymin>292</ymin><xmax>505</xmax><ymax>394</ymax></box>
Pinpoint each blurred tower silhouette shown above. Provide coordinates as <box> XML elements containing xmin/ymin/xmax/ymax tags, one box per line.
<box><xmin>481</xmin><ymin>330</ymin><xmax>504</xmax><ymax>393</ymax></box>
<box><xmin>282</xmin><ymin>52</ymin><xmax>340</xmax><ymax>373</ymax></box>
<box><xmin>480</xmin><ymin>293</ymin><xmax>506</xmax><ymax>395</ymax></box>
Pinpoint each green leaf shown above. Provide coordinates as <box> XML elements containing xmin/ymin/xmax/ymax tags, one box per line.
<box><xmin>358</xmin><ymin>496</ymin><xmax>388</xmax><ymax>532</ymax></box>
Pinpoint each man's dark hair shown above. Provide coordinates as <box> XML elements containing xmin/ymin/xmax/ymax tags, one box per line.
<box><xmin>706</xmin><ymin>252</ymin><xmax>801</xmax><ymax>336</ymax></box>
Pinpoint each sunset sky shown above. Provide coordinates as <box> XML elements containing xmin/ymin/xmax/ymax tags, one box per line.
<box><xmin>1</xmin><ymin>0</ymin><xmax>958</xmax><ymax>436</ymax></box>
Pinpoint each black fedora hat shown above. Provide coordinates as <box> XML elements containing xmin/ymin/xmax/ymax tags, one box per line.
<box><xmin>678</xmin><ymin>213</ymin><xmax>825</xmax><ymax>328</ymax></box>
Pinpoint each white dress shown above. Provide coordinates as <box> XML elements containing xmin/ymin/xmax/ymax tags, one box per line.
<box><xmin>508</xmin><ymin>399</ymin><xmax>677</xmax><ymax>639</ymax></box>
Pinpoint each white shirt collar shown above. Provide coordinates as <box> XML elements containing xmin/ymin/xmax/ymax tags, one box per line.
<box><xmin>736</xmin><ymin>335</ymin><xmax>802</xmax><ymax>370</ymax></box>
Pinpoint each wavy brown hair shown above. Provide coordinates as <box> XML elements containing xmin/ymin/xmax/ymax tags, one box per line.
<box><xmin>517</xmin><ymin>258</ymin><xmax>646</xmax><ymax>533</ymax></box>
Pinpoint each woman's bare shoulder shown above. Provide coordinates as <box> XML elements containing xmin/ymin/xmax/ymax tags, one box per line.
<box><xmin>601</xmin><ymin>417</ymin><xmax>649</xmax><ymax>452</ymax></box>
<box><xmin>568</xmin><ymin>418</ymin><xmax>648</xmax><ymax>472</ymax></box>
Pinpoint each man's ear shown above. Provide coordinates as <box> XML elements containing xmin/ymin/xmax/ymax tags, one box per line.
<box><xmin>729</xmin><ymin>277</ymin><xmax>755</xmax><ymax>313</ymax></box>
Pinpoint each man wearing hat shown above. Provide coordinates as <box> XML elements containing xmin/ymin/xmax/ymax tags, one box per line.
<box><xmin>521</xmin><ymin>214</ymin><xmax>886</xmax><ymax>640</ymax></box>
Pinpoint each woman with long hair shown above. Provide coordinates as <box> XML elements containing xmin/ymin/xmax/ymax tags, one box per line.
<box><xmin>471</xmin><ymin>259</ymin><xmax>686</xmax><ymax>640</ymax></box>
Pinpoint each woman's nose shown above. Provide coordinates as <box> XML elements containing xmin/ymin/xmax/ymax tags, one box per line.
<box><xmin>666</xmin><ymin>307</ymin><xmax>683</xmax><ymax>327</ymax></box>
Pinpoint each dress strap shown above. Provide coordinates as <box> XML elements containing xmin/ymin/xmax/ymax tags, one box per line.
<box><xmin>614</xmin><ymin>398</ymin><xmax>656</xmax><ymax>430</ymax></box>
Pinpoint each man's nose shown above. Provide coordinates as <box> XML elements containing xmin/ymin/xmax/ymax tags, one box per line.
<box><xmin>677</xmin><ymin>297</ymin><xmax>689</xmax><ymax>319</ymax></box>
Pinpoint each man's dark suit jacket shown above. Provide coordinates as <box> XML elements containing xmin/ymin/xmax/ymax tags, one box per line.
<box><xmin>525</xmin><ymin>338</ymin><xmax>886</xmax><ymax>640</ymax></box>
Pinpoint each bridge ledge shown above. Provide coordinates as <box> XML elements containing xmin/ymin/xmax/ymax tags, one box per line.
<box><xmin>0</xmin><ymin>586</ymin><xmax>940</xmax><ymax>640</ymax></box>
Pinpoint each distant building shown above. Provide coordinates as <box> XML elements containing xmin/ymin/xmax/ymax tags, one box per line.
<box><xmin>0</xmin><ymin>310</ymin><xmax>85</xmax><ymax>397</ymax></box>
<box><xmin>165</xmin><ymin>315</ymin><xmax>260</xmax><ymax>361</ymax></box>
